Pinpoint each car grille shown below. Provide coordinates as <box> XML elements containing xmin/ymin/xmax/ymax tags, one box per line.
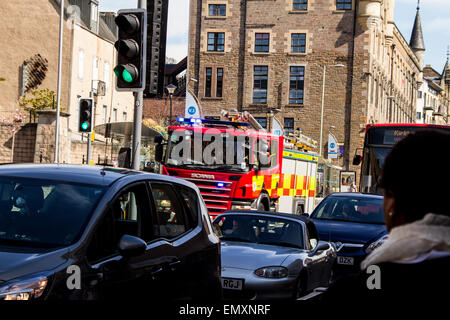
<box><xmin>183</xmin><ymin>178</ymin><xmax>233</xmax><ymax>215</ymax></box>
<box><xmin>338</xmin><ymin>243</ymin><xmax>365</xmax><ymax>254</ymax></box>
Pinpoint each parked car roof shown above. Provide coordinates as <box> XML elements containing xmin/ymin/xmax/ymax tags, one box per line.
<box><xmin>222</xmin><ymin>210</ymin><xmax>311</xmax><ymax>224</ymax></box>
<box><xmin>326</xmin><ymin>192</ymin><xmax>383</xmax><ymax>199</ymax></box>
<box><xmin>0</xmin><ymin>164</ymin><xmax>142</xmax><ymax>186</ymax></box>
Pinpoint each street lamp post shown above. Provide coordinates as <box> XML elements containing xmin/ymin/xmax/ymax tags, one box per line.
<box><xmin>319</xmin><ymin>64</ymin><xmax>345</xmax><ymax>158</ymax></box>
<box><xmin>166</xmin><ymin>84</ymin><xmax>177</xmax><ymax>124</ymax></box>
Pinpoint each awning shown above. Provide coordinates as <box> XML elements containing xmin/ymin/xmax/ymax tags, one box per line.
<box><xmin>94</xmin><ymin>122</ymin><xmax>162</xmax><ymax>142</ymax></box>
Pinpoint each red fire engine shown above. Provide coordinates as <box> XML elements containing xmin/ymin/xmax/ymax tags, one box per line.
<box><xmin>155</xmin><ymin>111</ymin><xmax>318</xmax><ymax>219</ymax></box>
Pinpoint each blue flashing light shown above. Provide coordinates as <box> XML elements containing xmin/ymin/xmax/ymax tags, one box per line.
<box><xmin>176</xmin><ymin>117</ymin><xmax>185</xmax><ymax>122</ymax></box>
<box><xmin>190</xmin><ymin>118</ymin><xmax>196</xmax><ymax>123</ymax></box>
<box><xmin>195</xmin><ymin>119</ymin><xmax>202</xmax><ymax>124</ymax></box>
<box><xmin>217</xmin><ymin>182</ymin><xmax>225</xmax><ymax>187</ymax></box>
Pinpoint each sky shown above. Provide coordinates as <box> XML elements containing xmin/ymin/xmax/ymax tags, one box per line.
<box><xmin>99</xmin><ymin>0</ymin><xmax>450</xmax><ymax>72</ymax></box>
<box><xmin>395</xmin><ymin>0</ymin><xmax>450</xmax><ymax>73</ymax></box>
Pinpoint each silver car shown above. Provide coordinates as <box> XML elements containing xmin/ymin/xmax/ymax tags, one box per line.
<box><xmin>213</xmin><ymin>211</ymin><xmax>336</xmax><ymax>300</ymax></box>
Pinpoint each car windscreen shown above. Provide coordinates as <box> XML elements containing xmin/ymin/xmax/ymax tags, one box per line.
<box><xmin>311</xmin><ymin>196</ymin><xmax>384</xmax><ymax>224</ymax></box>
<box><xmin>0</xmin><ymin>177</ymin><xmax>106</xmax><ymax>248</ymax></box>
<box><xmin>213</xmin><ymin>214</ymin><xmax>304</xmax><ymax>249</ymax></box>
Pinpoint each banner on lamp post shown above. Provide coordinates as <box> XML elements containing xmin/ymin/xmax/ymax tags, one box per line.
<box><xmin>328</xmin><ymin>133</ymin><xmax>338</xmax><ymax>159</ymax></box>
<box><xmin>185</xmin><ymin>89</ymin><xmax>201</xmax><ymax>118</ymax></box>
<box><xmin>271</xmin><ymin>118</ymin><xmax>284</xmax><ymax>136</ymax></box>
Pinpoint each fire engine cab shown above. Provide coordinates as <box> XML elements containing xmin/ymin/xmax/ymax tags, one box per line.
<box><xmin>154</xmin><ymin>111</ymin><xmax>318</xmax><ymax>219</ymax></box>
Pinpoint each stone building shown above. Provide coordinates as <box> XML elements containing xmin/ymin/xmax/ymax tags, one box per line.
<box><xmin>416</xmin><ymin>62</ymin><xmax>450</xmax><ymax>125</ymax></box>
<box><xmin>0</xmin><ymin>0</ymin><xmax>134</xmax><ymax>164</ymax></box>
<box><xmin>187</xmin><ymin>0</ymin><xmax>425</xmax><ymax>177</ymax></box>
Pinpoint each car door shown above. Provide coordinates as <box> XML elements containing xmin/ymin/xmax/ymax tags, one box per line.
<box><xmin>305</xmin><ymin>221</ymin><xmax>333</xmax><ymax>288</ymax></box>
<box><xmin>82</xmin><ymin>182</ymin><xmax>167</xmax><ymax>300</ymax></box>
<box><xmin>148</xmin><ymin>181</ymin><xmax>210</xmax><ymax>299</ymax></box>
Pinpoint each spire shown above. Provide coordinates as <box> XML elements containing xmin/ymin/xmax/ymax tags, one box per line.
<box><xmin>410</xmin><ymin>0</ymin><xmax>425</xmax><ymax>51</ymax></box>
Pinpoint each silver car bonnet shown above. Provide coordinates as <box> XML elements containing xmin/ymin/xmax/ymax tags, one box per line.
<box><xmin>221</xmin><ymin>241</ymin><xmax>305</xmax><ymax>270</ymax></box>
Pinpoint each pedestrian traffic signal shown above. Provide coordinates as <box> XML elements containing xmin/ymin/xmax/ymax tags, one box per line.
<box><xmin>79</xmin><ymin>98</ymin><xmax>94</xmax><ymax>133</ymax></box>
<box><xmin>114</xmin><ymin>9</ymin><xmax>147</xmax><ymax>91</ymax></box>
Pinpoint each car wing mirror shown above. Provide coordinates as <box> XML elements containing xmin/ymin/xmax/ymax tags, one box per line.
<box><xmin>118</xmin><ymin>234</ymin><xmax>147</xmax><ymax>258</ymax></box>
<box><xmin>308</xmin><ymin>242</ymin><xmax>330</xmax><ymax>257</ymax></box>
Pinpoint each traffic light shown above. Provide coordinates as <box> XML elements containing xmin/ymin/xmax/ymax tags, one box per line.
<box><xmin>114</xmin><ymin>9</ymin><xmax>147</xmax><ymax>91</ymax></box>
<box><xmin>79</xmin><ymin>98</ymin><xmax>94</xmax><ymax>133</ymax></box>
<box><xmin>145</xmin><ymin>0</ymin><xmax>169</xmax><ymax>97</ymax></box>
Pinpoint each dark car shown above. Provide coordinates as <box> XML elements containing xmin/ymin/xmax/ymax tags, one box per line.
<box><xmin>309</xmin><ymin>193</ymin><xmax>386</xmax><ymax>278</ymax></box>
<box><xmin>0</xmin><ymin>164</ymin><xmax>221</xmax><ymax>300</ymax></box>
<box><xmin>213</xmin><ymin>210</ymin><xmax>336</xmax><ymax>300</ymax></box>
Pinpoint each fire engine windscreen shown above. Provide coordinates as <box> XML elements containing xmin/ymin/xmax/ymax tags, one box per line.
<box><xmin>165</xmin><ymin>129</ymin><xmax>275</xmax><ymax>172</ymax></box>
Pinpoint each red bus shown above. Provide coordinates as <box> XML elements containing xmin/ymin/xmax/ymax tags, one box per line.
<box><xmin>353</xmin><ymin>123</ymin><xmax>450</xmax><ymax>194</ymax></box>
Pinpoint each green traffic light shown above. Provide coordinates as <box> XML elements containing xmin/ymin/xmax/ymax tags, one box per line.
<box><xmin>81</xmin><ymin>122</ymin><xmax>89</xmax><ymax>130</ymax></box>
<box><xmin>122</xmin><ymin>69</ymin><xmax>134</xmax><ymax>83</ymax></box>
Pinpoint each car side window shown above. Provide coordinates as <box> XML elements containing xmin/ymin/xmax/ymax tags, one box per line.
<box><xmin>177</xmin><ymin>185</ymin><xmax>199</xmax><ymax>229</ymax></box>
<box><xmin>86</xmin><ymin>184</ymin><xmax>150</xmax><ymax>264</ymax></box>
<box><xmin>150</xmin><ymin>183</ymin><xmax>187</xmax><ymax>239</ymax></box>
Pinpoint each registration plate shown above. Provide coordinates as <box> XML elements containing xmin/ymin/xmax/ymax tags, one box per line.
<box><xmin>337</xmin><ymin>256</ymin><xmax>354</xmax><ymax>265</ymax></box>
<box><xmin>221</xmin><ymin>278</ymin><xmax>243</xmax><ymax>290</ymax></box>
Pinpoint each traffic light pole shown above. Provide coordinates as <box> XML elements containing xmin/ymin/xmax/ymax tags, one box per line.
<box><xmin>87</xmin><ymin>91</ymin><xmax>94</xmax><ymax>165</ymax></box>
<box><xmin>131</xmin><ymin>0</ymin><xmax>146</xmax><ymax>171</ymax></box>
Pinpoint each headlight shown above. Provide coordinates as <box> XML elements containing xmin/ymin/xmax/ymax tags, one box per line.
<box><xmin>365</xmin><ymin>235</ymin><xmax>389</xmax><ymax>254</ymax></box>
<box><xmin>231</xmin><ymin>204</ymin><xmax>252</xmax><ymax>210</ymax></box>
<box><xmin>0</xmin><ymin>276</ymin><xmax>48</xmax><ymax>300</ymax></box>
<box><xmin>254</xmin><ymin>266</ymin><xmax>288</xmax><ymax>278</ymax></box>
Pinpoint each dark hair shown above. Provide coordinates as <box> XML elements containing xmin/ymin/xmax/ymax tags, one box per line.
<box><xmin>379</xmin><ymin>130</ymin><xmax>450</xmax><ymax>222</ymax></box>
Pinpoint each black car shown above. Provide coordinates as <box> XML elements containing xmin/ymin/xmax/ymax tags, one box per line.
<box><xmin>0</xmin><ymin>164</ymin><xmax>221</xmax><ymax>300</ymax></box>
<box><xmin>309</xmin><ymin>193</ymin><xmax>386</xmax><ymax>278</ymax></box>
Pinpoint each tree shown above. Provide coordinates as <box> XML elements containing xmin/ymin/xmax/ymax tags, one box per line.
<box><xmin>19</xmin><ymin>88</ymin><xmax>58</xmax><ymax>122</ymax></box>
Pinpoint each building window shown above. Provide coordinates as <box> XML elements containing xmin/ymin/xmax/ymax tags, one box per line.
<box><xmin>102</xmin><ymin>105</ymin><xmax>107</xmax><ymax>124</ymax></box>
<box><xmin>255</xmin><ymin>33</ymin><xmax>270</xmax><ymax>53</ymax></box>
<box><xmin>416</xmin><ymin>112</ymin><xmax>421</xmax><ymax>120</ymax></box>
<box><xmin>293</xmin><ymin>0</ymin><xmax>308</xmax><ymax>10</ymax></box>
<box><xmin>216</xmin><ymin>68</ymin><xmax>223</xmax><ymax>97</ymax></box>
<box><xmin>92</xmin><ymin>57</ymin><xmax>99</xmax><ymax>91</ymax></box>
<box><xmin>418</xmin><ymin>91</ymin><xmax>422</xmax><ymax>98</ymax></box>
<box><xmin>104</xmin><ymin>62</ymin><xmax>110</xmax><ymax>90</ymax></box>
<box><xmin>284</xmin><ymin>118</ymin><xmax>294</xmax><ymax>135</ymax></box>
<box><xmin>289</xmin><ymin>66</ymin><xmax>305</xmax><ymax>104</ymax></box>
<box><xmin>205</xmin><ymin>68</ymin><xmax>212</xmax><ymax>97</ymax></box>
<box><xmin>336</xmin><ymin>0</ymin><xmax>352</xmax><ymax>10</ymax></box>
<box><xmin>255</xmin><ymin>117</ymin><xmax>267</xmax><ymax>129</ymax></box>
<box><xmin>291</xmin><ymin>33</ymin><xmax>306</xmax><ymax>53</ymax></box>
<box><xmin>78</xmin><ymin>50</ymin><xmax>84</xmax><ymax>79</ymax></box>
<box><xmin>253</xmin><ymin>66</ymin><xmax>268</xmax><ymax>104</ymax></box>
<box><xmin>207</xmin><ymin>32</ymin><xmax>225</xmax><ymax>52</ymax></box>
<box><xmin>113</xmin><ymin>108</ymin><xmax>117</xmax><ymax>122</ymax></box>
<box><xmin>209</xmin><ymin>4</ymin><xmax>226</xmax><ymax>16</ymax></box>
<box><xmin>123</xmin><ymin>112</ymin><xmax>127</xmax><ymax>122</ymax></box>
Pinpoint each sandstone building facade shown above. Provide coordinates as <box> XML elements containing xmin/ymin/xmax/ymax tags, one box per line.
<box><xmin>0</xmin><ymin>0</ymin><xmax>134</xmax><ymax>164</ymax></box>
<box><xmin>187</xmin><ymin>0</ymin><xmax>427</xmax><ymax>175</ymax></box>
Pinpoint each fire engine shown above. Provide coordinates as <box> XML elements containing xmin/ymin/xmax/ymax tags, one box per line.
<box><xmin>154</xmin><ymin>110</ymin><xmax>319</xmax><ymax>219</ymax></box>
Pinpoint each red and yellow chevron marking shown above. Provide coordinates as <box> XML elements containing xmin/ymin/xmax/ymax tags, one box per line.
<box><xmin>277</xmin><ymin>173</ymin><xmax>316</xmax><ymax>198</ymax></box>
<box><xmin>252</xmin><ymin>173</ymin><xmax>315</xmax><ymax>199</ymax></box>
